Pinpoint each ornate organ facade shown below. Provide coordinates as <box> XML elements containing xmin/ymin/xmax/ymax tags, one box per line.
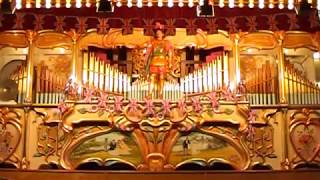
<box><xmin>0</xmin><ymin>19</ymin><xmax>320</xmax><ymax>173</ymax></box>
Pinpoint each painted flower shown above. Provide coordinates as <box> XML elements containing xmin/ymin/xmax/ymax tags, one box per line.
<box><xmin>298</xmin><ymin>133</ymin><xmax>314</xmax><ymax>145</ymax></box>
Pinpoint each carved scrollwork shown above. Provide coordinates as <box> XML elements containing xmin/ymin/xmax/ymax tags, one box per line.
<box><xmin>289</xmin><ymin>109</ymin><xmax>320</xmax><ymax>166</ymax></box>
<box><xmin>0</xmin><ymin>108</ymin><xmax>22</xmax><ymax>164</ymax></box>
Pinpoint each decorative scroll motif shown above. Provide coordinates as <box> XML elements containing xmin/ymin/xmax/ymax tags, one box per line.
<box><xmin>2</xmin><ymin>11</ymin><xmax>318</xmax><ymax>34</ymax></box>
<box><xmin>0</xmin><ymin>108</ymin><xmax>22</xmax><ymax>164</ymax></box>
<box><xmin>290</xmin><ymin>109</ymin><xmax>320</xmax><ymax>166</ymax></box>
<box><xmin>32</xmin><ymin>109</ymin><xmax>66</xmax><ymax>163</ymax></box>
<box><xmin>243</xmin><ymin>109</ymin><xmax>277</xmax><ymax>164</ymax></box>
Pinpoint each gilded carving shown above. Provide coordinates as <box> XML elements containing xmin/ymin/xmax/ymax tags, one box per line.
<box><xmin>289</xmin><ymin>109</ymin><xmax>320</xmax><ymax>166</ymax></box>
<box><xmin>0</xmin><ymin>108</ymin><xmax>22</xmax><ymax>164</ymax></box>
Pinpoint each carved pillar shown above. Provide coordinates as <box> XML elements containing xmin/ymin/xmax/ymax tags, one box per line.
<box><xmin>231</xmin><ymin>33</ymin><xmax>241</xmax><ymax>87</ymax></box>
<box><xmin>276</xmin><ymin>32</ymin><xmax>287</xmax><ymax>104</ymax></box>
<box><xmin>25</xmin><ymin>30</ymin><xmax>37</xmax><ymax>103</ymax></box>
<box><xmin>68</xmin><ymin>29</ymin><xmax>81</xmax><ymax>82</ymax></box>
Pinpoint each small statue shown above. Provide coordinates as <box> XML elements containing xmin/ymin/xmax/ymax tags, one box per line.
<box><xmin>64</xmin><ymin>78</ymin><xmax>77</xmax><ymax>100</ymax></box>
<box><xmin>144</xmin><ymin>22</ymin><xmax>174</xmax><ymax>99</ymax></box>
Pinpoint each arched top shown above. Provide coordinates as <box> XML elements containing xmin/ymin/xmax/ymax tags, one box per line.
<box><xmin>0</xmin><ymin>31</ymin><xmax>28</xmax><ymax>48</ymax></box>
<box><xmin>35</xmin><ymin>30</ymin><xmax>73</xmax><ymax>49</ymax></box>
<box><xmin>283</xmin><ymin>31</ymin><xmax>319</xmax><ymax>51</ymax></box>
<box><xmin>239</xmin><ymin>31</ymin><xmax>277</xmax><ymax>50</ymax></box>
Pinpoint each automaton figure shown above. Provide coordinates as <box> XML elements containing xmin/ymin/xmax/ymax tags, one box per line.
<box><xmin>145</xmin><ymin>22</ymin><xmax>174</xmax><ymax>99</ymax></box>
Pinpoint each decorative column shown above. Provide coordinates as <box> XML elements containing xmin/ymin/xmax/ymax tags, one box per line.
<box><xmin>67</xmin><ymin>29</ymin><xmax>81</xmax><ymax>82</ymax></box>
<box><xmin>231</xmin><ymin>33</ymin><xmax>241</xmax><ymax>89</ymax></box>
<box><xmin>276</xmin><ymin>31</ymin><xmax>287</xmax><ymax>104</ymax></box>
<box><xmin>25</xmin><ymin>30</ymin><xmax>37</xmax><ymax>103</ymax></box>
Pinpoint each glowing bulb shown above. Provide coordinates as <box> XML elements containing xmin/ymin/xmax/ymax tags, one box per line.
<box><xmin>199</xmin><ymin>0</ymin><xmax>204</xmax><ymax>6</ymax></box>
<box><xmin>16</xmin><ymin>4</ymin><xmax>22</xmax><ymax>9</ymax></box>
<box><xmin>239</xmin><ymin>3</ymin><xmax>244</xmax><ymax>7</ymax></box>
<box><xmin>127</xmin><ymin>1</ymin><xmax>133</xmax><ymax>7</ymax></box>
<box><xmin>168</xmin><ymin>0</ymin><xmax>174</xmax><ymax>7</ymax></box>
<box><xmin>259</xmin><ymin>3</ymin><xmax>264</xmax><ymax>8</ymax></box>
<box><xmin>288</xmin><ymin>4</ymin><xmax>294</xmax><ymax>9</ymax></box>
<box><xmin>26</xmin><ymin>3</ymin><xmax>31</xmax><ymax>8</ymax></box>
<box><xmin>15</xmin><ymin>0</ymin><xmax>22</xmax><ymax>9</ymax></box>
<box><xmin>36</xmin><ymin>1</ymin><xmax>41</xmax><ymax>8</ymax></box>
<box><xmin>56</xmin><ymin>2</ymin><xmax>61</xmax><ymax>8</ymax></box>
<box><xmin>188</xmin><ymin>1</ymin><xmax>193</xmax><ymax>7</ymax></box>
<box><xmin>228</xmin><ymin>0</ymin><xmax>234</xmax><ymax>8</ymax></box>
<box><xmin>268</xmin><ymin>3</ymin><xmax>274</xmax><ymax>8</ymax></box>
<box><xmin>76</xmin><ymin>1</ymin><xmax>81</xmax><ymax>8</ymax></box>
<box><xmin>158</xmin><ymin>0</ymin><xmax>163</xmax><ymax>7</ymax></box>
<box><xmin>147</xmin><ymin>1</ymin><xmax>152</xmax><ymax>6</ymax></box>
<box><xmin>116</xmin><ymin>1</ymin><xmax>121</xmax><ymax>7</ymax></box>
<box><xmin>137</xmin><ymin>0</ymin><xmax>143</xmax><ymax>8</ymax></box>
<box><xmin>278</xmin><ymin>3</ymin><xmax>284</xmax><ymax>9</ymax></box>
<box><xmin>249</xmin><ymin>2</ymin><xmax>254</xmax><ymax>8</ymax></box>
<box><xmin>66</xmin><ymin>2</ymin><xmax>71</xmax><ymax>8</ymax></box>
<box><xmin>178</xmin><ymin>1</ymin><xmax>184</xmax><ymax>7</ymax></box>
<box><xmin>219</xmin><ymin>1</ymin><xmax>224</xmax><ymax>8</ymax></box>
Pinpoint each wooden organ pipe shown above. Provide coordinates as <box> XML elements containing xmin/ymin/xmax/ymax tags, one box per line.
<box><xmin>34</xmin><ymin>64</ymin><xmax>66</xmax><ymax>104</ymax></box>
<box><xmin>82</xmin><ymin>52</ymin><xmax>131</xmax><ymax>97</ymax></box>
<box><xmin>284</xmin><ymin>60</ymin><xmax>320</xmax><ymax>105</ymax></box>
<box><xmin>127</xmin><ymin>54</ymin><xmax>229</xmax><ymax>101</ymax></box>
<box><xmin>9</xmin><ymin>63</ymin><xmax>27</xmax><ymax>104</ymax></box>
<box><xmin>245</xmin><ymin>60</ymin><xmax>277</xmax><ymax>105</ymax></box>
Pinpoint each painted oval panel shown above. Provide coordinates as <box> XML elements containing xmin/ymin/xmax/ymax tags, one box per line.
<box><xmin>70</xmin><ymin>132</ymin><xmax>142</xmax><ymax>168</ymax></box>
<box><xmin>169</xmin><ymin>132</ymin><xmax>246</xmax><ymax>169</ymax></box>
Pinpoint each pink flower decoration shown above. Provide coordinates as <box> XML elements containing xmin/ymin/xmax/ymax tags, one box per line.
<box><xmin>162</xmin><ymin>100</ymin><xmax>171</xmax><ymax>115</ymax></box>
<box><xmin>58</xmin><ymin>100</ymin><xmax>68</xmax><ymax>114</ymax></box>
<box><xmin>114</xmin><ymin>96</ymin><xmax>123</xmax><ymax>112</ymax></box>
<box><xmin>222</xmin><ymin>88</ymin><xmax>234</xmax><ymax>101</ymax></box>
<box><xmin>191</xmin><ymin>97</ymin><xmax>202</xmax><ymax>112</ymax></box>
<box><xmin>248</xmin><ymin>110</ymin><xmax>256</xmax><ymax>123</ymax></box>
<box><xmin>129</xmin><ymin>99</ymin><xmax>138</xmax><ymax>113</ymax></box>
<box><xmin>207</xmin><ymin>92</ymin><xmax>219</xmax><ymax>108</ymax></box>
<box><xmin>98</xmin><ymin>91</ymin><xmax>108</xmax><ymax>108</ymax></box>
<box><xmin>246</xmin><ymin>110</ymin><xmax>257</xmax><ymax>141</ymax></box>
<box><xmin>178</xmin><ymin>99</ymin><xmax>187</xmax><ymax>113</ymax></box>
<box><xmin>144</xmin><ymin>98</ymin><xmax>154</xmax><ymax>115</ymax></box>
<box><xmin>83</xmin><ymin>87</ymin><xmax>94</xmax><ymax>103</ymax></box>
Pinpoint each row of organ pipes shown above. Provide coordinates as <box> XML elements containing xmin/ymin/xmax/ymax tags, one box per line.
<box><xmin>9</xmin><ymin>48</ymin><xmax>320</xmax><ymax>105</ymax></box>
<box><xmin>35</xmin><ymin>63</ymin><xmax>67</xmax><ymax>104</ymax></box>
<box><xmin>245</xmin><ymin>60</ymin><xmax>278</xmax><ymax>105</ymax></box>
<box><xmin>9</xmin><ymin>63</ymin><xmax>27</xmax><ymax>104</ymax></box>
<box><xmin>284</xmin><ymin>60</ymin><xmax>320</xmax><ymax>105</ymax></box>
<box><xmin>82</xmin><ymin>51</ymin><xmax>229</xmax><ymax>101</ymax></box>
